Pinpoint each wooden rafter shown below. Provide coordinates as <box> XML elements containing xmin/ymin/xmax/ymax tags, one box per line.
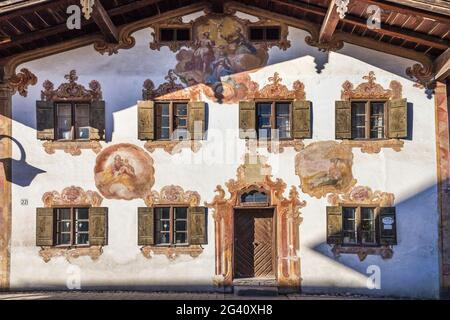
<box><xmin>434</xmin><ymin>48</ymin><xmax>450</xmax><ymax>81</ymax></box>
<box><xmin>319</xmin><ymin>0</ymin><xmax>339</xmax><ymax>43</ymax></box>
<box><xmin>92</xmin><ymin>0</ymin><xmax>118</xmax><ymax>43</ymax></box>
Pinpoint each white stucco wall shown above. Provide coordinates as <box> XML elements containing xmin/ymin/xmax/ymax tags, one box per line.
<box><xmin>10</xmin><ymin>11</ymin><xmax>440</xmax><ymax>297</ymax></box>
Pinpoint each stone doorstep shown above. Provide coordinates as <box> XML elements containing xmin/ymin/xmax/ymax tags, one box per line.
<box><xmin>232</xmin><ymin>278</ymin><xmax>279</xmax><ymax>297</ymax></box>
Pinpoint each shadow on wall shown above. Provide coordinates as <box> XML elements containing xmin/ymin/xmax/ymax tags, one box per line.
<box><xmin>310</xmin><ymin>183</ymin><xmax>439</xmax><ymax>298</ymax></box>
<box><xmin>0</xmin><ymin>135</ymin><xmax>46</xmax><ymax>187</ymax></box>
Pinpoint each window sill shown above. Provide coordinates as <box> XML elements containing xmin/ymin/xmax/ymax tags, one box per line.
<box><xmin>140</xmin><ymin>244</ymin><xmax>203</xmax><ymax>260</ymax></box>
<box><xmin>340</xmin><ymin>139</ymin><xmax>404</xmax><ymax>154</ymax></box>
<box><xmin>143</xmin><ymin>140</ymin><xmax>202</xmax><ymax>155</ymax></box>
<box><xmin>246</xmin><ymin>138</ymin><xmax>304</xmax><ymax>154</ymax></box>
<box><xmin>43</xmin><ymin>140</ymin><xmax>103</xmax><ymax>156</ymax></box>
<box><xmin>38</xmin><ymin>245</ymin><xmax>103</xmax><ymax>263</ymax></box>
<box><xmin>330</xmin><ymin>244</ymin><xmax>394</xmax><ymax>261</ymax></box>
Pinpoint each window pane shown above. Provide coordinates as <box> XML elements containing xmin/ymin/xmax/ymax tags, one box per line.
<box><xmin>77</xmin><ymin>221</ymin><xmax>89</xmax><ymax>232</ymax></box>
<box><xmin>370</xmin><ymin>102</ymin><xmax>385</xmax><ymax>139</ymax></box>
<box><xmin>160</xmin><ymin>28</ymin><xmax>175</xmax><ymax>41</ymax></box>
<box><xmin>57</xmin><ymin>208</ymin><xmax>71</xmax><ymax>220</ymax></box>
<box><xmin>250</xmin><ymin>27</ymin><xmax>264</xmax><ymax>40</ymax></box>
<box><xmin>175</xmin><ymin>103</ymin><xmax>187</xmax><ymax>116</ymax></box>
<box><xmin>175</xmin><ymin>221</ymin><xmax>187</xmax><ymax>232</ymax></box>
<box><xmin>257</xmin><ymin>103</ymin><xmax>272</xmax><ymax>139</ymax></box>
<box><xmin>76</xmin><ymin>208</ymin><xmax>89</xmax><ymax>220</ymax></box>
<box><xmin>75</xmin><ymin>104</ymin><xmax>90</xmax><ymax>140</ymax></box>
<box><xmin>57</xmin><ymin>104</ymin><xmax>72</xmax><ymax>140</ymax></box>
<box><xmin>156</xmin><ymin>207</ymin><xmax>170</xmax><ymax>220</ymax></box>
<box><xmin>176</xmin><ymin>29</ymin><xmax>190</xmax><ymax>41</ymax></box>
<box><xmin>156</xmin><ymin>103</ymin><xmax>170</xmax><ymax>140</ymax></box>
<box><xmin>266</xmin><ymin>27</ymin><xmax>280</xmax><ymax>40</ymax></box>
<box><xmin>58</xmin><ymin>233</ymin><xmax>71</xmax><ymax>245</ymax></box>
<box><xmin>155</xmin><ymin>207</ymin><xmax>171</xmax><ymax>245</ymax></box>
<box><xmin>351</xmin><ymin>102</ymin><xmax>366</xmax><ymax>139</ymax></box>
<box><xmin>361</xmin><ymin>207</ymin><xmax>376</xmax><ymax>244</ymax></box>
<box><xmin>342</xmin><ymin>207</ymin><xmax>357</xmax><ymax>244</ymax></box>
<box><xmin>76</xmin><ymin>233</ymin><xmax>89</xmax><ymax>245</ymax></box>
<box><xmin>174</xmin><ymin>207</ymin><xmax>187</xmax><ymax>220</ymax></box>
<box><xmin>59</xmin><ymin>220</ymin><xmax>71</xmax><ymax>233</ymax></box>
<box><xmin>175</xmin><ymin>232</ymin><xmax>187</xmax><ymax>244</ymax></box>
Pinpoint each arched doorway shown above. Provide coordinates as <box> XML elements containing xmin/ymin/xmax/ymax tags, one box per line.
<box><xmin>207</xmin><ymin>154</ymin><xmax>305</xmax><ymax>292</ymax></box>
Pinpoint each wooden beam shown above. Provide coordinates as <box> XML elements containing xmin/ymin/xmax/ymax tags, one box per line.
<box><xmin>0</xmin><ymin>0</ymin><xmax>74</xmax><ymax>21</ymax></box>
<box><xmin>358</xmin><ymin>0</ymin><xmax>450</xmax><ymax>25</ymax></box>
<box><xmin>92</xmin><ymin>0</ymin><xmax>118</xmax><ymax>43</ymax></box>
<box><xmin>107</xmin><ymin>0</ymin><xmax>161</xmax><ymax>16</ymax></box>
<box><xmin>272</xmin><ymin>0</ymin><xmax>449</xmax><ymax>50</ymax></box>
<box><xmin>319</xmin><ymin>0</ymin><xmax>339</xmax><ymax>43</ymax></box>
<box><xmin>435</xmin><ymin>48</ymin><xmax>450</xmax><ymax>81</ymax></box>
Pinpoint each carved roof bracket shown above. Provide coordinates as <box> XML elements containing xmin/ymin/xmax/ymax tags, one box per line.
<box><xmin>7</xmin><ymin>68</ymin><xmax>37</xmax><ymax>97</ymax></box>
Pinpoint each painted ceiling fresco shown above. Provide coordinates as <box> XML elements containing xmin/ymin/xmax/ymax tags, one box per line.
<box><xmin>94</xmin><ymin>144</ymin><xmax>155</xmax><ymax>200</ymax></box>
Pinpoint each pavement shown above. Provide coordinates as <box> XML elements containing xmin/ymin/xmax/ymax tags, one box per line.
<box><xmin>0</xmin><ymin>290</ymin><xmax>388</xmax><ymax>300</ymax></box>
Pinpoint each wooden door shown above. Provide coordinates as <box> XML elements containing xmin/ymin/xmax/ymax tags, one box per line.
<box><xmin>234</xmin><ymin>209</ymin><xmax>274</xmax><ymax>278</ymax></box>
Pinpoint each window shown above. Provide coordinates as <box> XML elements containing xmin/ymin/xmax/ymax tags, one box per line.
<box><xmin>342</xmin><ymin>206</ymin><xmax>377</xmax><ymax>246</ymax></box>
<box><xmin>160</xmin><ymin>28</ymin><xmax>191</xmax><ymax>42</ymax></box>
<box><xmin>240</xmin><ymin>190</ymin><xmax>269</xmax><ymax>205</ymax></box>
<box><xmin>55</xmin><ymin>207</ymin><xmax>89</xmax><ymax>246</ymax></box>
<box><xmin>256</xmin><ymin>101</ymin><xmax>291</xmax><ymax>139</ymax></box>
<box><xmin>351</xmin><ymin>101</ymin><xmax>386</xmax><ymax>139</ymax></box>
<box><xmin>155</xmin><ymin>207</ymin><xmax>188</xmax><ymax>245</ymax></box>
<box><xmin>155</xmin><ymin>102</ymin><xmax>189</xmax><ymax>140</ymax></box>
<box><xmin>249</xmin><ymin>26</ymin><xmax>281</xmax><ymax>41</ymax></box>
<box><xmin>56</xmin><ymin>102</ymin><xmax>90</xmax><ymax>140</ymax></box>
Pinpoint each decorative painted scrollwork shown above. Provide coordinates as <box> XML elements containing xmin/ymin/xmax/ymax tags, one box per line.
<box><xmin>144</xmin><ymin>185</ymin><xmax>201</xmax><ymax>207</ymax></box>
<box><xmin>39</xmin><ymin>246</ymin><xmax>103</xmax><ymax>263</ymax></box>
<box><xmin>142</xmin><ymin>69</ymin><xmax>200</xmax><ymax>101</ymax></box>
<box><xmin>341</xmin><ymin>71</ymin><xmax>402</xmax><ymax>101</ymax></box>
<box><xmin>43</xmin><ymin>140</ymin><xmax>103</xmax><ymax>156</ymax></box>
<box><xmin>144</xmin><ymin>140</ymin><xmax>202</xmax><ymax>155</ymax></box>
<box><xmin>41</xmin><ymin>70</ymin><xmax>102</xmax><ymax>102</ymax></box>
<box><xmin>250</xmin><ymin>72</ymin><xmax>306</xmax><ymax>100</ymax></box>
<box><xmin>42</xmin><ymin>186</ymin><xmax>103</xmax><ymax>208</ymax></box>
<box><xmin>8</xmin><ymin>68</ymin><xmax>37</xmax><ymax>97</ymax></box>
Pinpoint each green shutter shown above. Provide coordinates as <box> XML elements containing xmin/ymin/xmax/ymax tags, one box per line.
<box><xmin>36</xmin><ymin>208</ymin><xmax>54</xmax><ymax>246</ymax></box>
<box><xmin>379</xmin><ymin>207</ymin><xmax>397</xmax><ymax>245</ymax></box>
<box><xmin>188</xmin><ymin>101</ymin><xmax>205</xmax><ymax>140</ymax></box>
<box><xmin>335</xmin><ymin>100</ymin><xmax>351</xmax><ymax>139</ymax></box>
<box><xmin>36</xmin><ymin>101</ymin><xmax>54</xmax><ymax>140</ymax></box>
<box><xmin>292</xmin><ymin>100</ymin><xmax>311</xmax><ymax>139</ymax></box>
<box><xmin>326</xmin><ymin>206</ymin><xmax>342</xmax><ymax>244</ymax></box>
<box><xmin>89</xmin><ymin>100</ymin><xmax>105</xmax><ymax>140</ymax></box>
<box><xmin>387</xmin><ymin>98</ymin><xmax>407</xmax><ymax>139</ymax></box>
<box><xmin>188</xmin><ymin>206</ymin><xmax>207</xmax><ymax>245</ymax></box>
<box><xmin>239</xmin><ymin>100</ymin><xmax>256</xmax><ymax>139</ymax></box>
<box><xmin>138</xmin><ymin>100</ymin><xmax>154</xmax><ymax>140</ymax></box>
<box><xmin>138</xmin><ymin>207</ymin><xmax>154</xmax><ymax>246</ymax></box>
<box><xmin>89</xmin><ymin>207</ymin><xmax>108</xmax><ymax>246</ymax></box>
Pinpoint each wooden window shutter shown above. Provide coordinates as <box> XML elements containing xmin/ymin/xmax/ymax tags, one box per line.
<box><xmin>89</xmin><ymin>100</ymin><xmax>106</xmax><ymax>140</ymax></box>
<box><xmin>292</xmin><ymin>100</ymin><xmax>312</xmax><ymax>139</ymax></box>
<box><xmin>379</xmin><ymin>207</ymin><xmax>397</xmax><ymax>245</ymax></box>
<box><xmin>326</xmin><ymin>206</ymin><xmax>343</xmax><ymax>244</ymax></box>
<box><xmin>36</xmin><ymin>101</ymin><xmax>54</xmax><ymax>140</ymax></box>
<box><xmin>138</xmin><ymin>207</ymin><xmax>154</xmax><ymax>246</ymax></box>
<box><xmin>36</xmin><ymin>208</ymin><xmax>54</xmax><ymax>246</ymax></box>
<box><xmin>387</xmin><ymin>98</ymin><xmax>407</xmax><ymax>139</ymax></box>
<box><xmin>239</xmin><ymin>100</ymin><xmax>256</xmax><ymax>139</ymax></box>
<box><xmin>188</xmin><ymin>101</ymin><xmax>206</xmax><ymax>140</ymax></box>
<box><xmin>89</xmin><ymin>207</ymin><xmax>108</xmax><ymax>246</ymax></box>
<box><xmin>335</xmin><ymin>100</ymin><xmax>351</xmax><ymax>139</ymax></box>
<box><xmin>188</xmin><ymin>206</ymin><xmax>207</xmax><ymax>245</ymax></box>
<box><xmin>138</xmin><ymin>100</ymin><xmax>155</xmax><ymax>140</ymax></box>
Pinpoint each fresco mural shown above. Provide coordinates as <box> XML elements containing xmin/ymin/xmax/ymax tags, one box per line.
<box><xmin>149</xmin><ymin>14</ymin><xmax>287</xmax><ymax>103</ymax></box>
<box><xmin>295</xmin><ymin>141</ymin><xmax>356</xmax><ymax>198</ymax></box>
<box><xmin>94</xmin><ymin>144</ymin><xmax>155</xmax><ymax>200</ymax></box>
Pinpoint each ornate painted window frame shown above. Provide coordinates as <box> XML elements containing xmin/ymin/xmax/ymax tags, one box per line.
<box><xmin>39</xmin><ymin>70</ymin><xmax>104</xmax><ymax>156</ymax></box>
<box><xmin>140</xmin><ymin>185</ymin><xmax>204</xmax><ymax>260</ymax></box>
<box><xmin>339</xmin><ymin>71</ymin><xmax>405</xmax><ymax>154</ymax></box>
<box><xmin>207</xmin><ymin>153</ymin><xmax>305</xmax><ymax>292</ymax></box>
<box><xmin>327</xmin><ymin>185</ymin><xmax>395</xmax><ymax>261</ymax></box>
<box><xmin>141</xmin><ymin>70</ymin><xmax>202</xmax><ymax>155</ymax></box>
<box><xmin>39</xmin><ymin>186</ymin><xmax>104</xmax><ymax>263</ymax></box>
<box><xmin>244</xmin><ymin>72</ymin><xmax>307</xmax><ymax>154</ymax></box>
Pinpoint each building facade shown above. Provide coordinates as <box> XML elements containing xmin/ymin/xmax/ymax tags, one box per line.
<box><xmin>0</xmin><ymin>0</ymin><xmax>449</xmax><ymax>298</ymax></box>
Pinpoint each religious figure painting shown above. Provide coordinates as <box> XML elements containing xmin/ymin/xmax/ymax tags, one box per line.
<box><xmin>173</xmin><ymin>15</ymin><xmax>269</xmax><ymax>102</ymax></box>
<box><xmin>295</xmin><ymin>141</ymin><xmax>356</xmax><ymax>199</ymax></box>
<box><xmin>94</xmin><ymin>144</ymin><xmax>155</xmax><ymax>200</ymax></box>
